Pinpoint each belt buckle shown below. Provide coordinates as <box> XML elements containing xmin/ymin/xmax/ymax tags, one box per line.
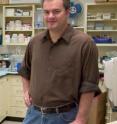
<box><xmin>55</xmin><ymin>107</ymin><xmax>59</xmax><ymax>113</ymax></box>
<box><xmin>40</xmin><ymin>107</ymin><xmax>47</xmax><ymax>114</ymax></box>
<box><xmin>40</xmin><ymin>107</ymin><xmax>59</xmax><ymax>114</ymax></box>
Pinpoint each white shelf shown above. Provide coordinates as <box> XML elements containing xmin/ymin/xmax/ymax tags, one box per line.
<box><xmin>87</xmin><ymin>30</ymin><xmax>117</xmax><ymax>32</ymax></box>
<box><xmin>5</xmin><ymin>16</ymin><xmax>32</xmax><ymax>18</ymax></box>
<box><xmin>35</xmin><ymin>27</ymin><xmax>47</xmax><ymax>30</ymax></box>
<box><xmin>73</xmin><ymin>26</ymin><xmax>84</xmax><ymax>31</ymax></box>
<box><xmin>3</xmin><ymin>42</ymin><xmax>28</xmax><ymax>45</ymax></box>
<box><xmin>73</xmin><ymin>26</ymin><xmax>84</xmax><ymax>29</ymax></box>
<box><xmin>96</xmin><ymin>44</ymin><xmax>117</xmax><ymax>47</ymax></box>
<box><xmin>35</xmin><ymin>26</ymin><xmax>85</xmax><ymax>30</ymax></box>
<box><xmin>87</xmin><ymin>2</ymin><xmax>117</xmax><ymax>6</ymax></box>
<box><xmin>5</xmin><ymin>30</ymin><xmax>33</xmax><ymax>32</ymax></box>
<box><xmin>87</xmin><ymin>19</ymin><xmax>117</xmax><ymax>22</ymax></box>
<box><xmin>4</xmin><ymin>5</ymin><xmax>34</xmax><ymax>7</ymax></box>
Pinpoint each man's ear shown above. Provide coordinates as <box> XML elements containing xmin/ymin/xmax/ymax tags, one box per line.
<box><xmin>66</xmin><ymin>9</ymin><xmax>70</xmax><ymax>16</ymax></box>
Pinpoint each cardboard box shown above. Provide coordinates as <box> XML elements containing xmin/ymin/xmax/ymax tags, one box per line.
<box><xmin>0</xmin><ymin>0</ymin><xmax>9</xmax><ymax>4</ymax></box>
<box><xmin>87</xmin><ymin>92</ymin><xmax>107</xmax><ymax>124</ymax></box>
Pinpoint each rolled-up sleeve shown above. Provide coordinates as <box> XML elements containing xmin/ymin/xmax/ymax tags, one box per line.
<box><xmin>80</xmin><ymin>38</ymin><xmax>100</xmax><ymax>95</ymax></box>
<box><xmin>18</xmin><ymin>41</ymin><xmax>32</xmax><ymax>80</ymax></box>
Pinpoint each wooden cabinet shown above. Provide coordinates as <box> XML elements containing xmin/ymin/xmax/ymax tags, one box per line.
<box><xmin>0</xmin><ymin>76</ymin><xmax>8</xmax><ymax>122</ymax></box>
<box><xmin>86</xmin><ymin>3</ymin><xmax>117</xmax><ymax>56</ymax></box>
<box><xmin>87</xmin><ymin>3</ymin><xmax>117</xmax><ymax>45</ymax></box>
<box><xmin>0</xmin><ymin>75</ymin><xmax>27</xmax><ymax>123</ymax></box>
<box><xmin>7</xmin><ymin>75</ymin><xmax>27</xmax><ymax>118</ymax></box>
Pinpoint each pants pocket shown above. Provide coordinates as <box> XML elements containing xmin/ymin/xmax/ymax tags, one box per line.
<box><xmin>26</xmin><ymin>105</ymin><xmax>33</xmax><ymax>115</ymax></box>
<box><xmin>23</xmin><ymin>105</ymin><xmax>41</xmax><ymax>124</ymax></box>
<box><xmin>59</xmin><ymin>108</ymin><xmax>77</xmax><ymax>123</ymax></box>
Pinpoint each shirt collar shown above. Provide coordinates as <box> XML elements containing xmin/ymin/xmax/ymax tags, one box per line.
<box><xmin>61</xmin><ymin>24</ymin><xmax>74</xmax><ymax>43</ymax></box>
<box><xmin>41</xmin><ymin>24</ymin><xmax>74</xmax><ymax>44</ymax></box>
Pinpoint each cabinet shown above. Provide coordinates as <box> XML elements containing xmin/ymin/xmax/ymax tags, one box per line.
<box><xmin>3</xmin><ymin>5</ymin><xmax>35</xmax><ymax>45</ymax></box>
<box><xmin>1</xmin><ymin>2</ymin><xmax>85</xmax><ymax>45</ymax></box>
<box><xmin>86</xmin><ymin>3</ymin><xmax>117</xmax><ymax>56</ymax></box>
<box><xmin>7</xmin><ymin>75</ymin><xmax>27</xmax><ymax>117</ymax></box>
<box><xmin>0</xmin><ymin>75</ymin><xmax>27</xmax><ymax>122</ymax></box>
<box><xmin>0</xmin><ymin>77</ymin><xmax>8</xmax><ymax>122</ymax></box>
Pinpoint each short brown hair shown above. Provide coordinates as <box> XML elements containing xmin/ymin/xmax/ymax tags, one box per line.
<box><xmin>42</xmin><ymin>0</ymin><xmax>70</xmax><ymax>10</ymax></box>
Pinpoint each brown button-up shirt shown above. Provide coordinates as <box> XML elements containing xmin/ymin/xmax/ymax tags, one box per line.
<box><xmin>19</xmin><ymin>25</ymin><xmax>100</xmax><ymax>107</ymax></box>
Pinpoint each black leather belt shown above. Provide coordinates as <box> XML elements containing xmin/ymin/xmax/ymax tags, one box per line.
<box><xmin>34</xmin><ymin>102</ymin><xmax>76</xmax><ymax>114</ymax></box>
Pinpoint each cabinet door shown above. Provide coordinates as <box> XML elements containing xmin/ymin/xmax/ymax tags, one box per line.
<box><xmin>7</xmin><ymin>106</ymin><xmax>27</xmax><ymax>118</ymax></box>
<box><xmin>0</xmin><ymin>77</ymin><xmax>8</xmax><ymax>122</ymax></box>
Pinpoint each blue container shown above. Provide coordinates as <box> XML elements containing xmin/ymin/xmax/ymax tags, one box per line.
<box><xmin>16</xmin><ymin>63</ymin><xmax>21</xmax><ymax>72</ymax></box>
<box><xmin>92</xmin><ymin>36</ymin><xmax>112</xmax><ymax>43</ymax></box>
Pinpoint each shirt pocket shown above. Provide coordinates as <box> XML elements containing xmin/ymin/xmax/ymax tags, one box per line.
<box><xmin>53</xmin><ymin>57</ymin><xmax>74</xmax><ymax>77</ymax></box>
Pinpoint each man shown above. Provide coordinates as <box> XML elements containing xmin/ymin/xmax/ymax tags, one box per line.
<box><xmin>18</xmin><ymin>0</ymin><xmax>100</xmax><ymax>124</ymax></box>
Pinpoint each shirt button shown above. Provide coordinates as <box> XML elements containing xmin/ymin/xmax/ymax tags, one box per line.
<box><xmin>49</xmin><ymin>56</ymin><xmax>53</xmax><ymax>60</ymax></box>
<box><xmin>48</xmin><ymin>68</ymin><xmax>51</xmax><ymax>71</ymax></box>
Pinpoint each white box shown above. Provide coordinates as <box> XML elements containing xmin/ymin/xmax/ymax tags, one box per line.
<box><xmin>96</xmin><ymin>13</ymin><xmax>102</xmax><ymax>19</ymax></box>
<box><xmin>6</xmin><ymin>9</ymin><xmax>15</xmax><ymax>16</ymax></box>
<box><xmin>23</xmin><ymin>11</ymin><xmax>30</xmax><ymax>16</ymax></box>
<box><xmin>95</xmin><ymin>23</ymin><xmax>104</xmax><ymax>30</ymax></box>
<box><xmin>103</xmin><ymin>13</ymin><xmax>111</xmax><ymax>19</ymax></box>
<box><xmin>104</xmin><ymin>26</ymin><xmax>113</xmax><ymax>30</ymax></box>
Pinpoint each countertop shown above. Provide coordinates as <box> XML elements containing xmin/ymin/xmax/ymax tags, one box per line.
<box><xmin>0</xmin><ymin>68</ymin><xmax>104</xmax><ymax>77</ymax></box>
<box><xmin>0</xmin><ymin>69</ymin><xmax>18</xmax><ymax>77</ymax></box>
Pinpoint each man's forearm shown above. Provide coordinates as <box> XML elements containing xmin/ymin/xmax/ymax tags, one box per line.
<box><xmin>75</xmin><ymin>92</ymin><xmax>94</xmax><ymax>124</ymax></box>
<box><xmin>21</xmin><ymin>77</ymin><xmax>30</xmax><ymax>93</ymax></box>
<box><xmin>21</xmin><ymin>76</ymin><xmax>32</xmax><ymax>107</ymax></box>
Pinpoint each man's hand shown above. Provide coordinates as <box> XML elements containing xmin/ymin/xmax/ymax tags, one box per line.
<box><xmin>21</xmin><ymin>77</ymin><xmax>32</xmax><ymax>107</ymax></box>
<box><xmin>70</xmin><ymin>120</ymin><xmax>78</xmax><ymax>124</ymax></box>
<box><xmin>70</xmin><ymin>119</ymin><xmax>86</xmax><ymax>124</ymax></box>
<box><xmin>24</xmin><ymin>90</ymin><xmax>32</xmax><ymax>107</ymax></box>
<box><xmin>70</xmin><ymin>92</ymin><xmax>94</xmax><ymax>124</ymax></box>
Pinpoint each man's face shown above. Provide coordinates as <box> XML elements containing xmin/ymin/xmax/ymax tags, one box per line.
<box><xmin>43</xmin><ymin>0</ymin><xmax>69</xmax><ymax>31</ymax></box>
